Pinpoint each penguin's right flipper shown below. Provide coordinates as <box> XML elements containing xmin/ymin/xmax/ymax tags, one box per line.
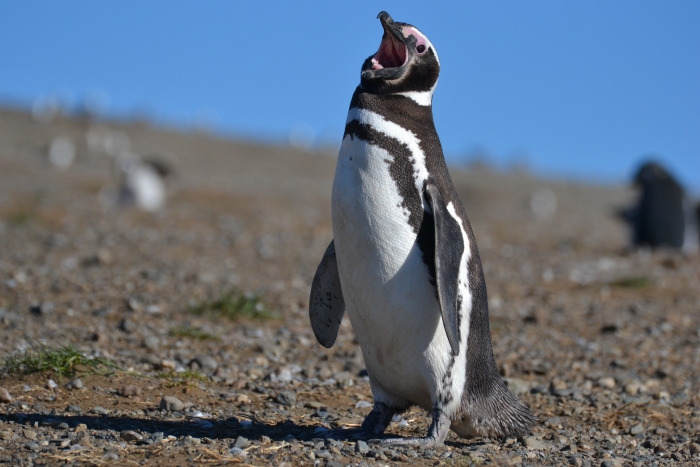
<box><xmin>309</xmin><ymin>240</ymin><xmax>346</xmax><ymax>348</ymax></box>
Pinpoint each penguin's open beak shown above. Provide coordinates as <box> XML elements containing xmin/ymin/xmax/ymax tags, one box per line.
<box><xmin>371</xmin><ymin>12</ymin><xmax>406</xmax><ymax>70</ymax></box>
<box><xmin>362</xmin><ymin>11</ymin><xmax>413</xmax><ymax>81</ymax></box>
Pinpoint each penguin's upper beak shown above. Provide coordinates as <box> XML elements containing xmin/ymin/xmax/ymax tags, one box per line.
<box><xmin>362</xmin><ymin>11</ymin><xmax>414</xmax><ymax>80</ymax></box>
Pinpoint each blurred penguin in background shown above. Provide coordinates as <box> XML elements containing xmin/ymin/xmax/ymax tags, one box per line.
<box><xmin>619</xmin><ymin>161</ymin><xmax>699</xmax><ymax>254</ymax></box>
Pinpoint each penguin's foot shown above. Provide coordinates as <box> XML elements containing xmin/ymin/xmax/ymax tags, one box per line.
<box><xmin>319</xmin><ymin>402</ymin><xmax>397</xmax><ymax>440</ymax></box>
<box><xmin>374</xmin><ymin>408</ymin><xmax>450</xmax><ymax>447</ymax></box>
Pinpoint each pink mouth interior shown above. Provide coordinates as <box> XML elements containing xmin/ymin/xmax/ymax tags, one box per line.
<box><xmin>370</xmin><ymin>33</ymin><xmax>406</xmax><ymax>70</ymax></box>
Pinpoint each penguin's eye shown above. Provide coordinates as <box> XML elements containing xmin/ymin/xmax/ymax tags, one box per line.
<box><xmin>417</xmin><ymin>44</ymin><xmax>426</xmax><ymax>53</ymax></box>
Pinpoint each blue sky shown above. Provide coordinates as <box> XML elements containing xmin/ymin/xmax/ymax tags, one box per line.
<box><xmin>1</xmin><ymin>2</ymin><xmax>699</xmax><ymax>190</ymax></box>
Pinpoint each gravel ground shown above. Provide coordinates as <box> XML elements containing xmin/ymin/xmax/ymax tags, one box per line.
<box><xmin>0</xmin><ymin>107</ymin><xmax>698</xmax><ymax>466</ymax></box>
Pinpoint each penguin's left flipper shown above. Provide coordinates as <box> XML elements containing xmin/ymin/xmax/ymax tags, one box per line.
<box><xmin>425</xmin><ymin>182</ymin><xmax>464</xmax><ymax>356</ymax></box>
<box><xmin>309</xmin><ymin>240</ymin><xmax>346</xmax><ymax>348</ymax></box>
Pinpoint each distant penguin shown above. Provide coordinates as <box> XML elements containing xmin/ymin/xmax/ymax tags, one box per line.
<box><xmin>621</xmin><ymin>161</ymin><xmax>699</xmax><ymax>254</ymax></box>
<box><xmin>99</xmin><ymin>151</ymin><xmax>166</xmax><ymax>212</ymax></box>
<box><xmin>309</xmin><ymin>12</ymin><xmax>534</xmax><ymax>446</ymax></box>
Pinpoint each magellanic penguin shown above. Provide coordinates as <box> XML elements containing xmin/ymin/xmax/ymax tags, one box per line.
<box><xmin>619</xmin><ymin>161</ymin><xmax>699</xmax><ymax>254</ymax></box>
<box><xmin>309</xmin><ymin>12</ymin><xmax>535</xmax><ymax>446</ymax></box>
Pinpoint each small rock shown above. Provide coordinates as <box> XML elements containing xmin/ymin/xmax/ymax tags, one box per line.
<box><xmin>523</xmin><ymin>436</ymin><xmax>548</xmax><ymax>450</ymax></box>
<box><xmin>23</xmin><ymin>430</ymin><xmax>37</xmax><ymax>440</ymax></box>
<box><xmin>47</xmin><ymin>379</ymin><xmax>58</xmax><ymax>390</ymax></box>
<box><xmin>71</xmin><ymin>431</ymin><xmax>90</xmax><ymax>447</ymax></box>
<box><xmin>233</xmin><ymin>436</ymin><xmax>250</xmax><ymax>449</ymax></box>
<box><xmin>597</xmin><ymin>377</ymin><xmax>616</xmax><ymax>389</ymax></box>
<box><xmin>688</xmin><ymin>443</ymin><xmax>700</xmax><ymax>455</ymax></box>
<box><xmin>356</xmin><ymin>440</ymin><xmax>370</xmax><ymax>455</ymax></box>
<box><xmin>0</xmin><ymin>387</ymin><xmax>12</xmax><ymax>403</ymax></box>
<box><xmin>568</xmin><ymin>456</ymin><xmax>583</xmax><ymax>466</ymax></box>
<box><xmin>355</xmin><ymin>400</ymin><xmax>372</xmax><ymax>409</ymax></box>
<box><xmin>304</xmin><ymin>451</ymin><xmax>316</xmax><ymax>460</ymax></box>
<box><xmin>91</xmin><ymin>406</ymin><xmax>110</xmax><ymax>415</ymax></box>
<box><xmin>600</xmin><ymin>460</ymin><xmax>622</xmax><ymax>467</ymax></box>
<box><xmin>102</xmin><ymin>452</ymin><xmax>120</xmax><ymax>461</ymax></box>
<box><xmin>229</xmin><ymin>447</ymin><xmax>246</xmax><ymax>458</ymax></box>
<box><xmin>190</xmin><ymin>355</ymin><xmax>218</xmax><ymax>372</ymax></box>
<box><xmin>29</xmin><ymin>302</ymin><xmax>55</xmax><ymax>316</ymax></box>
<box><xmin>143</xmin><ymin>336</ymin><xmax>160</xmax><ymax>350</ymax></box>
<box><xmin>276</xmin><ymin>390</ymin><xmax>296</xmax><ymax>406</ymax></box>
<box><xmin>66</xmin><ymin>378</ymin><xmax>83</xmax><ymax>390</ymax></box>
<box><xmin>119</xmin><ymin>317</ymin><xmax>136</xmax><ymax>333</ymax></box>
<box><xmin>65</xmin><ymin>404</ymin><xmax>82</xmax><ymax>413</ymax></box>
<box><xmin>629</xmin><ymin>423</ymin><xmax>644</xmax><ymax>435</ymax></box>
<box><xmin>120</xmin><ymin>385</ymin><xmax>141</xmax><ymax>397</ymax></box>
<box><xmin>624</xmin><ymin>380</ymin><xmax>642</xmax><ymax>396</ymax></box>
<box><xmin>74</xmin><ymin>424</ymin><xmax>87</xmax><ymax>433</ymax></box>
<box><xmin>159</xmin><ymin>396</ymin><xmax>185</xmax><ymax>411</ymax></box>
<box><xmin>120</xmin><ymin>430</ymin><xmax>143</xmax><ymax>442</ymax></box>
<box><xmin>24</xmin><ymin>441</ymin><xmax>39</xmax><ymax>452</ymax></box>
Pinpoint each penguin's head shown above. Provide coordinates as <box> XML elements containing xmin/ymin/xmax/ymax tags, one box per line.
<box><xmin>360</xmin><ymin>11</ymin><xmax>440</xmax><ymax>104</ymax></box>
<box><xmin>633</xmin><ymin>161</ymin><xmax>673</xmax><ymax>186</ymax></box>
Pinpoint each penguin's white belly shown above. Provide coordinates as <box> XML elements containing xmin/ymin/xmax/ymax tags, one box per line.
<box><xmin>332</xmin><ymin>135</ymin><xmax>456</xmax><ymax>409</ymax></box>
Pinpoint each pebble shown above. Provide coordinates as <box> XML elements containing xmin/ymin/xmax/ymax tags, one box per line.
<box><xmin>65</xmin><ymin>404</ymin><xmax>83</xmax><ymax>413</ymax></box>
<box><xmin>523</xmin><ymin>436</ymin><xmax>549</xmax><ymax>450</ymax></box>
<box><xmin>629</xmin><ymin>423</ymin><xmax>644</xmax><ymax>435</ymax></box>
<box><xmin>24</xmin><ymin>441</ymin><xmax>39</xmax><ymax>452</ymax></box>
<box><xmin>23</xmin><ymin>430</ymin><xmax>37</xmax><ymax>440</ymax></box>
<box><xmin>568</xmin><ymin>456</ymin><xmax>583</xmax><ymax>466</ymax></box>
<box><xmin>66</xmin><ymin>378</ymin><xmax>83</xmax><ymax>390</ymax></box>
<box><xmin>229</xmin><ymin>447</ymin><xmax>246</xmax><ymax>458</ymax></box>
<box><xmin>0</xmin><ymin>387</ymin><xmax>11</xmax><ymax>403</ymax></box>
<box><xmin>119</xmin><ymin>316</ymin><xmax>136</xmax><ymax>333</ymax></box>
<box><xmin>355</xmin><ymin>400</ymin><xmax>372</xmax><ymax>409</ymax></box>
<box><xmin>91</xmin><ymin>406</ymin><xmax>111</xmax><ymax>415</ymax></box>
<box><xmin>276</xmin><ymin>390</ymin><xmax>296</xmax><ymax>406</ymax></box>
<box><xmin>143</xmin><ymin>335</ymin><xmax>160</xmax><ymax>350</ymax></box>
<box><xmin>356</xmin><ymin>440</ymin><xmax>370</xmax><ymax>455</ymax></box>
<box><xmin>191</xmin><ymin>354</ymin><xmax>218</xmax><ymax>372</ymax></box>
<box><xmin>688</xmin><ymin>443</ymin><xmax>700</xmax><ymax>455</ymax></box>
<box><xmin>159</xmin><ymin>396</ymin><xmax>185</xmax><ymax>411</ymax></box>
<box><xmin>233</xmin><ymin>436</ymin><xmax>250</xmax><ymax>449</ymax></box>
<box><xmin>120</xmin><ymin>384</ymin><xmax>141</xmax><ymax>397</ymax></box>
<box><xmin>597</xmin><ymin>377</ymin><xmax>616</xmax><ymax>389</ymax></box>
<box><xmin>120</xmin><ymin>430</ymin><xmax>143</xmax><ymax>442</ymax></box>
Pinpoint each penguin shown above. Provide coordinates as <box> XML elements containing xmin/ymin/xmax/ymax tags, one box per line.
<box><xmin>309</xmin><ymin>12</ymin><xmax>534</xmax><ymax>446</ymax></box>
<box><xmin>620</xmin><ymin>161</ymin><xmax>699</xmax><ymax>254</ymax></box>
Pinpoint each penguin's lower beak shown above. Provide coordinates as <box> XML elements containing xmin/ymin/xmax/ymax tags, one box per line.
<box><xmin>362</xmin><ymin>11</ymin><xmax>410</xmax><ymax>80</ymax></box>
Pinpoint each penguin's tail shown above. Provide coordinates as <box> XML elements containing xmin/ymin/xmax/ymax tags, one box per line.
<box><xmin>451</xmin><ymin>379</ymin><xmax>536</xmax><ymax>439</ymax></box>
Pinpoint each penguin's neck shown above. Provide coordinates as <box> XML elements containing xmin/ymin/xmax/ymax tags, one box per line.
<box><xmin>349</xmin><ymin>86</ymin><xmax>437</xmax><ymax>132</ymax></box>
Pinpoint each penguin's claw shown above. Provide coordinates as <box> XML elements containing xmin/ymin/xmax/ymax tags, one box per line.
<box><xmin>376</xmin><ymin>408</ymin><xmax>450</xmax><ymax>447</ymax></box>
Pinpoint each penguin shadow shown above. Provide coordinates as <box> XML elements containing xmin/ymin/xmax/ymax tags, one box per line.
<box><xmin>2</xmin><ymin>412</ymin><xmax>323</xmax><ymax>444</ymax></box>
<box><xmin>4</xmin><ymin>411</ymin><xmax>485</xmax><ymax>451</ymax></box>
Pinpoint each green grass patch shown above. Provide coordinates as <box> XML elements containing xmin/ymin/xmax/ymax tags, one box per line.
<box><xmin>189</xmin><ymin>290</ymin><xmax>277</xmax><ymax>320</ymax></box>
<box><xmin>169</xmin><ymin>327</ymin><xmax>221</xmax><ymax>341</ymax></box>
<box><xmin>157</xmin><ymin>370</ymin><xmax>209</xmax><ymax>387</ymax></box>
<box><xmin>608</xmin><ymin>276</ymin><xmax>654</xmax><ymax>289</ymax></box>
<box><xmin>1</xmin><ymin>342</ymin><xmax>119</xmax><ymax>379</ymax></box>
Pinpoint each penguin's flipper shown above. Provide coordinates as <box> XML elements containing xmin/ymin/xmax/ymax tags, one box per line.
<box><xmin>425</xmin><ymin>182</ymin><xmax>464</xmax><ymax>356</ymax></box>
<box><xmin>309</xmin><ymin>240</ymin><xmax>346</xmax><ymax>348</ymax></box>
